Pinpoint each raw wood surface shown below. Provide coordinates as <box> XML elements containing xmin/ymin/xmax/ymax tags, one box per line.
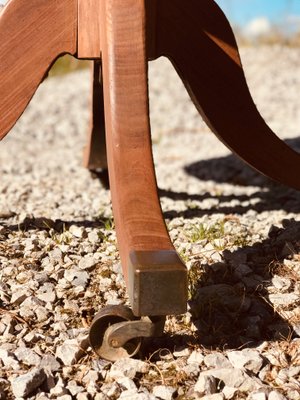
<box><xmin>0</xmin><ymin>0</ymin><xmax>77</xmax><ymax>140</ymax></box>
<box><xmin>78</xmin><ymin>0</ymin><xmax>101</xmax><ymax>59</ymax></box>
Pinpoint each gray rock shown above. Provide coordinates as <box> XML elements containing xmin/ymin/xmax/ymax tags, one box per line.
<box><xmin>64</xmin><ymin>269</ymin><xmax>89</xmax><ymax>288</ymax></box>
<box><xmin>222</xmin><ymin>386</ymin><xmax>238</xmax><ymax>400</ymax></box>
<box><xmin>227</xmin><ymin>349</ymin><xmax>264</xmax><ymax>373</ymax></box>
<box><xmin>201</xmin><ymin>368</ymin><xmax>263</xmax><ymax>392</ymax></box>
<box><xmin>76</xmin><ymin>393</ymin><xmax>90</xmax><ymax>400</ymax></box>
<box><xmin>50</xmin><ymin>376</ymin><xmax>69</xmax><ymax>397</ymax></box>
<box><xmin>11</xmin><ymin>289</ymin><xmax>30</xmax><ymax>305</ymax></box>
<box><xmin>116</xmin><ymin>377</ymin><xmax>137</xmax><ymax>391</ymax></box>
<box><xmin>268</xmin><ymin>293</ymin><xmax>299</xmax><ymax>307</ymax></box>
<box><xmin>0</xmin><ymin>349</ymin><xmax>19</xmax><ymax>370</ymax></box>
<box><xmin>69</xmin><ymin>225</ymin><xmax>86</xmax><ymax>238</ymax></box>
<box><xmin>37</xmin><ymin>283</ymin><xmax>56</xmax><ymax>303</ymax></box>
<box><xmin>195</xmin><ymin>374</ymin><xmax>217</xmax><ymax>395</ymax></box>
<box><xmin>247</xmin><ymin>392</ymin><xmax>267</xmax><ymax>400</ymax></box>
<box><xmin>82</xmin><ymin>370</ymin><xmax>99</xmax><ymax>384</ymax></box>
<box><xmin>271</xmin><ymin>276</ymin><xmax>292</xmax><ymax>291</ymax></box>
<box><xmin>49</xmin><ymin>247</ymin><xmax>63</xmax><ymax>261</ymax></box>
<box><xmin>67</xmin><ymin>380</ymin><xmax>85</xmax><ymax>396</ymax></box>
<box><xmin>88</xmin><ymin>230</ymin><xmax>99</xmax><ymax>243</ymax></box>
<box><xmin>56</xmin><ymin>339</ymin><xmax>87</xmax><ymax>365</ymax></box>
<box><xmin>268</xmin><ymin>391</ymin><xmax>287</xmax><ymax>400</ymax></box>
<box><xmin>119</xmin><ymin>389</ymin><xmax>154</xmax><ymax>399</ymax></box>
<box><xmin>173</xmin><ymin>346</ymin><xmax>190</xmax><ymax>357</ymax></box>
<box><xmin>109</xmin><ymin>358</ymin><xmax>149</xmax><ymax>380</ymax></box>
<box><xmin>15</xmin><ymin>347</ymin><xmax>41</xmax><ymax>366</ymax></box>
<box><xmin>39</xmin><ymin>354</ymin><xmax>61</xmax><ymax>371</ymax></box>
<box><xmin>204</xmin><ymin>353</ymin><xmax>232</xmax><ymax>369</ymax></box>
<box><xmin>152</xmin><ymin>385</ymin><xmax>177</xmax><ymax>400</ymax></box>
<box><xmin>78</xmin><ymin>255</ymin><xmax>97</xmax><ymax>270</ymax></box>
<box><xmin>198</xmin><ymin>394</ymin><xmax>224</xmax><ymax>400</ymax></box>
<box><xmin>11</xmin><ymin>367</ymin><xmax>46</xmax><ymax>398</ymax></box>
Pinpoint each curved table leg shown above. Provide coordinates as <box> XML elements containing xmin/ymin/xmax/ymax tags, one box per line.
<box><xmin>0</xmin><ymin>0</ymin><xmax>77</xmax><ymax>140</ymax></box>
<box><xmin>149</xmin><ymin>0</ymin><xmax>300</xmax><ymax>189</ymax></box>
<box><xmin>100</xmin><ymin>0</ymin><xmax>187</xmax><ymax>317</ymax></box>
<box><xmin>83</xmin><ymin>60</ymin><xmax>108</xmax><ymax>170</ymax></box>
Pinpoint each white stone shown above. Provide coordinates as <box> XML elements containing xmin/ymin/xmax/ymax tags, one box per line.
<box><xmin>268</xmin><ymin>391</ymin><xmax>287</xmax><ymax>400</ymax></box>
<box><xmin>173</xmin><ymin>346</ymin><xmax>190</xmax><ymax>357</ymax></box>
<box><xmin>11</xmin><ymin>367</ymin><xmax>46</xmax><ymax>398</ymax></box>
<box><xmin>152</xmin><ymin>385</ymin><xmax>177</xmax><ymax>400</ymax></box>
<box><xmin>227</xmin><ymin>349</ymin><xmax>264</xmax><ymax>373</ymax></box>
<box><xmin>82</xmin><ymin>370</ymin><xmax>99</xmax><ymax>384</ymax></box>
<box><xmin>116</xmin><ymin>377</ymin><xmax>137</xmax><ymax>391</ymax></box>
<box><xmin>76</xmin><ymin>393</ymin><xmax>90</xmax><ymax>400</ymax></box>
<box><xmin>50</xmin><ymin>377</ymin><xmax>69</xmax><ymax>397</ymax></box>
<box><xmin>248</xmin><ymin>392</ymin><xmax>267</xmax><ymax>400</ymax></box>
<box><xmin>39</xmin><ymin>355</ymin><xmax>61</xmax><ymax>371</ymax></box>
<box><xmin>119</xmin><ymin>389</ymin><xmax>153</xmax><ymax>399</ymax></box>
<box><xmin>56</xmin><ymin>339</ymin><xmax>85</xmax><ymax>365</ymax></box>
<box><xmin>271</xmin><ymin>275</ymin><xmax>292</xmax><ymax>291</ymax></box>
<box><xmin>268</xmin><ymin>293</ymin><xmax>299</xmax><ymax>307</ymax></box>
<box><xmin>222</xmin><ymin>386</ymin><xmax>238</xmax><ymax>400</ymax></box>
<box><xmin>195</xmin><ymin>374</ymin><xmax>217</xmax><ymax>395</ymax></box>
<box><xmin>69</xmin><ymin>225</ymin><xmax>86</xmax><ymax>238</ymax></box>
<box><xmin>199</xmin><ymin>394</ymin><xmax>224</xmax><ymax>400</ymax></box>
<box><xmin>0</xmin><ymin>349</ymin><xmax>19</xmax><ymax>370</ymax></box>
<box><xmin>67</xmin><ymin>380</ymin><xmax>84</xmax><ymax>396</ymax></box>
<box><xmin>109</xmin><ymin>358</ymin><xmax>149</xmax><ymax>380</ymax></box>
<box><xmin>78</xmin><ymin>255</ymin><xmax>97</xmax><ymax>270</ymax></box>
<box><xmin>201</xmin><ymin>368</ymin><xmax>263</xmax><ymax>392</ymax></box>
<box><xmin>15</xmin><ymin>347</ymin><xmax>41</xmax><ymax>366</ymax></box>
<box><xmin>204</xmin><ymin>353</ymin><xmax>231</xmax><ymax>369</ymax></box>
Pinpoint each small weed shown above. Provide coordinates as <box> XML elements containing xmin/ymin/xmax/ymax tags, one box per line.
<box><xmin>190</xmin><ymin>221</ymin><xmax>225</xmax><ymax>243</ymax></box>
<box><xmin>49</xmin><ymin>224</ymin><xmax>72</xmax><ymax>245</ymax></box>
<box><xmin>189</xmin><ymin>219</ymin><xmax>250</xmax><ymax>251</ymax></box>
<box><xmin>188</xmin><ymin>261</ymin><xmax>204</xmax><ymax>299</ymax></box>
<box><xmin>179</xmin><ymin>250</ymin><xmax>189</xmax><ymax>263</ymax></box>
<box><xmin>95</xmin><ymin>212</ymin><xmax>114</xmax><ymax>231</ymax></box>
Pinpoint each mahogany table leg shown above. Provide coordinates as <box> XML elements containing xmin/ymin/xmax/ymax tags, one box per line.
<box><xmin>83</xmin><ymin>60</ymin><xmax>108</xmax><ymax>170</ymax></box>
<box><xmin>0</xmin><ymin>0</ymin><xmax>77</xmax><ymax>140</ymax></box>
<box><xmin>149</xmin><ymin>0</ymin><xmax>300</xmax><ymax>189</ymax></box>
<box><xmin>100</xmin><ymin>0</ymin><xmax>187</xmax><ymax>317</ymax></box>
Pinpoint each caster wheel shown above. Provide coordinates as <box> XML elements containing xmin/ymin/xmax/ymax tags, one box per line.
<box><xmin>89</xmin><ymin>305</ymin><xmax>142</xmax><ymax>361</ymax></box>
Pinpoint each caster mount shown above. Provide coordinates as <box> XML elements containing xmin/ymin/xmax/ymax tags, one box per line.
<box><xmin>89</xmin><ymin>305</ymin><xmax>165</xmax><ymax>361</ymax></box>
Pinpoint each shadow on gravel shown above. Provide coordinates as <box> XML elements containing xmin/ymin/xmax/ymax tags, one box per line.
<box><xmin>188</xmin><ymin>220</ymin><xmax>300</xmax><ymax>348</ymax></box>
<box><xmin>161</xmin><ymin>137</ymin><xmax>300</xmax><ymax>218</ymax></box>
<box><xmin>1</xmin><ymin>216</ymin><xmax>105</xmax><ymax>232</ymax></box>
<box><xmin>144</xmin><ymin>219</ymin><xmax>300</xmax><ymax>357</ymax></box>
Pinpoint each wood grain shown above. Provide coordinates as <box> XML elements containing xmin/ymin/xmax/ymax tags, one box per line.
<box><xmin>0</xmin><ymin>0</ymin><xmax>77</xmax><ymax>140</ymax></box>
<box><xmin>100</xmin><ymin>0</ymin><xmax>187</xmax><ymax>315</ymax></box>
<box><xmin>78</xmin><ymin>0</ymin><xmax>101</xmax><ymax>59</ymax></box>
<box><xmin>148</xmin><ymin>0</ymin><xmax>300</xmax><ymax>189</ymax></box>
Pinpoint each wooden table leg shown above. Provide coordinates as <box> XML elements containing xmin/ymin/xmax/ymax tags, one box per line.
<box><xmin>0</xmin><ymin>0</ymin><xmax>77</xmax><ymax>140</ymax></box>
<box><xmin>100</xmin><ymin>0</ymin><xmax>187</xmax><ymax>317</ymax></box>
<box><xmin>149</xmin><ymin>0</ymin><xmax>300</xmax><ymax>189</ymax></box>
<box><xmin>83</xmin><ymin>60</ymin><xmax>108</xmax><ymax>170</ymax></box>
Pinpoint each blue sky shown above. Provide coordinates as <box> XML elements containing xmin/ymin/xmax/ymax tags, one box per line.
<box><xmin>215</xmin><ymin>0</ymin><xmax>300</xmax><ymax>25</ymax></box>
<box><xmin>1</xmin><ymin>0</ymin><xmax>299</xmax><ymax>24</ymax></box>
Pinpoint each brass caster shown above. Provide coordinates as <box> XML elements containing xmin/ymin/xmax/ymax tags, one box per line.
<box><xmin>89</xmin><ymin>305</ymin><xmax>165</xmax><ymax>361</ymax></box>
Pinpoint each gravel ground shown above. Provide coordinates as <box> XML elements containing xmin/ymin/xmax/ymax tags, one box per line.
<box><xmin>1</xmin><ymin>46</ymin><xmax>300</xmax><ymax>399</ymax></box>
